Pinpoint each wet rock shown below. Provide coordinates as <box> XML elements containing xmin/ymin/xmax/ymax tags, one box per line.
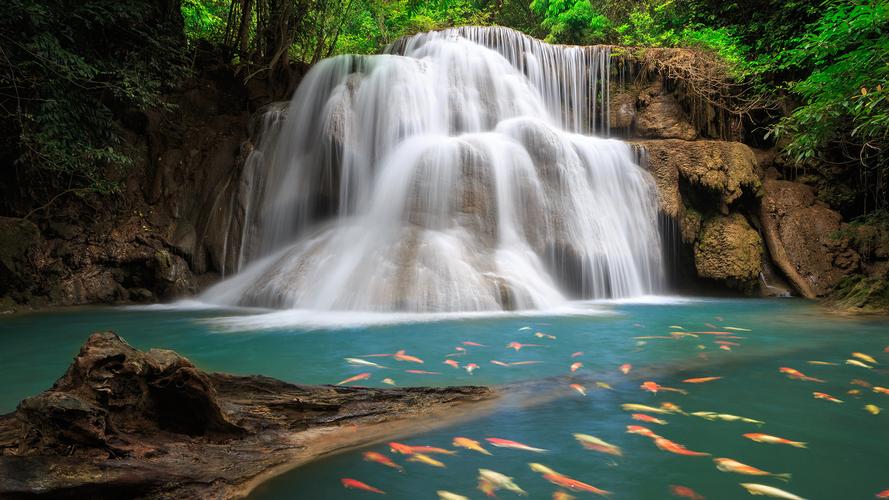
<box><xmin>168</xmin><ymin>219</ymin><xmax>198</xmax><ymax>259</ymax></box>
<box><xmin>322</xmin><ymin>73</ymin><xmax>361</xmax><ymax>148</ymax></box>
<box><xmin>759</xmin><ymin>253</ymin><xmax>794</xmax><ymax>297</ymax></box>
<box><xmin>458</xmin><ymin>144</ymin><xmax>499</xmax><ymax>243</ymax></box>
<box><xmin>609</xmin><ymin>89</ymin><xmax>637</xmax><ymax>130</ymax></box>
<box><xmin>127</xmin><ymin>287</ymin><xmax>155</xmax><ymax>302</ymax></box>
<box><xmin>55</xmin><ymin>270</ymin><xmax>126</xmax><ymax>305</ymax></box>
<box><xmin>152</xmin><ymin>250</ymin><xmax>197</xmax><ymax>298</ymax></box>
<box><xmin>680</xmin><ymin>207</ymin><xmax>703</xmax><ymax>244</ymax></box>
<box><xmin>635</xmin><ymin>138</ymin><xmax>761</xmax><ymax>285</ymax></box>
<box><xmin>694</xmin><ymin>213</ymin><xmax>763</xmax><ymax>291</ymax></box>
<box><xmin>0</xmin><ymin>332</ymin><xmax>495</xmax><ymax>498</ymax></box>
<box><xmin>760</xmin><ymin>179</ymin><xmax>859</xmax><ymax>297</ymax></box>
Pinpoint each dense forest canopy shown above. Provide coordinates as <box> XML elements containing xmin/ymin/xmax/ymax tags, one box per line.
<box><xmin>1</xmin><ymin>0</ymin><xmax>887</xmax><ymax>224</ymax></box>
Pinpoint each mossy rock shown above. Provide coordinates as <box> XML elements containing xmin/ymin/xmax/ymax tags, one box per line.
<box><xmin>694</xmin><ymin>213</ymin><xmax>763</xmax><ymax>292</ymax></box>
<box><xmin>829</xmin><ymin>275</ymin><xmax>889</xmax><ymax>313</ymax></box>
<box><xmin>637</xmin><ymin>139</ymin><xmax>761</xmax><ymax>216</ymax></box>
<box><xmin>680</xmin><ymin>206</ymin><xmax>702</xmax><ymax>244</ymax></box>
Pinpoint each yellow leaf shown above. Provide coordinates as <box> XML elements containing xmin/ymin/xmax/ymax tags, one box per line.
<box><xmin>860</xmin><ymin>87</ymin><xmax>867</xmax><ymax>95</ymax></box>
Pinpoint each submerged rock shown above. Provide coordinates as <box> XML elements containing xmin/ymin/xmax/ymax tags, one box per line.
<box><xmin>694</xmin><ymin>213</ymin><xmax>763</xmax><ymax>291</ymax></box>
<box><xmin>0</xmin><ymin>332</ymin><xmax>494</xmax><ymax>498</ymax></box>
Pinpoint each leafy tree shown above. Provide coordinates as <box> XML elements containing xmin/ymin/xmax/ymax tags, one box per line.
<box><xmin>530</xmin><ymin>0</ymin><xmax>610</xmax><ymax>44</ymax></box>
<box><xmin>491</xmin><ymin>0</ymin><xmax>547</xmax><ymax>39</ymax></box>
<box><xmin>769</xmin><ymin>2</ymin><xmax>889</xmax><ymax>214</ymax></box>
<box><xmin>0</xmin><ymin>0</ymin><xmax>187</xmax><ymax>214</ymax></box>
<box><xmin>182</xmin><ymin>0</ymin><xmax>229</xmax><ymax>46</ymax></box>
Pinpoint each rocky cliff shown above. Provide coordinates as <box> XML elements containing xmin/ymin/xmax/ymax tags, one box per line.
<box><xmin>611</xmin><ymin>49</ymin><xmax>886</xmax><ymax>306</ymax></box>
<box><xmin>0</xmin><ymin>62</ymin><xmax>304</xmax><ymax>311</ymax></box>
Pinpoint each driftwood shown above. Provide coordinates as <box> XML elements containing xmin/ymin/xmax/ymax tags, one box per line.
<box><xmin>0</xmin><ymin>332</ymin><xmax>495</xmax><ymax>499</ymax></box>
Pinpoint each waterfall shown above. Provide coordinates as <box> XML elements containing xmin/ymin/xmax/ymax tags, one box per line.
<box><xmin>388</xmin><ymin>27</ymin><xmax>613</xmax><ymax>136</ymax></box>
<box><xmin>202</xmin><ymin>27</ymin><xmax>665</xmax><ymax>312</ymax></box>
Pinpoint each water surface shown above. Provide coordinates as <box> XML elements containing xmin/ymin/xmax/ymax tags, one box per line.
<box><xmin>1</xmin><ymin>298</ymin><xmax>887</xmax><ymax>499</ymax></box>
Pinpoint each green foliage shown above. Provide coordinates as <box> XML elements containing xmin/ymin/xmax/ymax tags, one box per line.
<box><xmin>613</xmin><ymin>3</ymin><xmax>677</xmax><ymax>47</ymax></box>
<box><xmin>491</xmin><ymin>0</ymin><xmax>547</xmax><ymax>39</ymax></box>
<box><xmin>181</xmin><ymin>0</ymin><xmax>228</xmax><ymax>45</ymax></box>
<box><xmin>611</xmin><ymin>1</ymin><xmax>751</xmax><ymax>77</ymax></box>
<box><xmin>0</xmin><ymin>0</ymin><xmax>187</xmax><ymax>203</ymax></box>
<box><xmin>768</xmin><ymin>2</ymin><xmax>889</xmax><ymax>213</ymax></box>
<box><xmin>832</xmin><ymin>208</ymin><xmax>889</xmax><ymax>261</ymax></box>
<box><xmin>587</xmin><ymin>0</ymin><xmax>889</xmax><ymax>215</ymax></box>
<box><xmin>328</xmin><ymin>0</ymin><xmax>493</xmax><ymax>56</ymax></box>
<box><xmin>770</xmin><ymin>3</ymin><xmax>889</xmax><ymax>158</ymax></box>
<box><xmin>530</xmin><ymin>0</ymin><xmax>610</xmax><ymax>44</ymax></box>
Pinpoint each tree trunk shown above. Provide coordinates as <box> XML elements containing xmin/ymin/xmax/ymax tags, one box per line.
<box><xmin>238</xmin><ymin>0</ymin><xmax>254</xmax><ymax>61</ymax></box>
<box><xmin>759</xmin><ymin>201</ymin><xmax>817</xmax><ymax>298</ymax></box>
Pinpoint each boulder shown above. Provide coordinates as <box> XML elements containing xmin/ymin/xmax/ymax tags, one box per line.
<box><xmin>153</xmin><ymin>249</ymin><xmax>197</xmax><ymax>298</ymax></box>
<box><xmin>635</xmin><ymin>139</ymin><xmax>761</xmax><ymax>271</ymax></box>
<box><xmin>694</xmin><ymin>213</ymin><xmax>763</xmax><ymax>291</ymax></box>
<box><xmin>14</xmin><ymin>332</ymin><xmax>244</xmax><ymax>457</ymax></box>
<box><xmin>760</xmin><ymin>179</ymin><xmax>859</xmax><ymax>297</ymax></box>
<box><xmin>54</xmin><ymin>270</ymin><xmax>126</xmax><ymax>305</ymax></box>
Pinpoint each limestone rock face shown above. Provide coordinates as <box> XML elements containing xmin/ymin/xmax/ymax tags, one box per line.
<box><xmin>760</xmin><ymin>179</ymin><xmax>859</xmax><ymax>297</ymax></box>
<box><xmin>634</xmin><ymin>81</ymin><xmax>698</xmax><ymax>140</ymax></box>
<box><xmin>55</xmin><ymin>270</ymin><xmax>126</xmax><ymax>305</ymax></box>
<box><xmin>609</xmin><ymin>89</ymin><xmax>637</xmax><ymax>130</ymax></box>
<box><xmin>694</xmin><ymin>213</ymin><xmax>763</xmax><ymax>290</ymax></box>
<box><xmin>641</xmin><ymin>139</ymin><xmax>760</xmax><ymax>215</ymax></box>
<box><xmin>0</xmin><ymin>217</ymin><xmax>43</xmax><ymax>301</ymax></box>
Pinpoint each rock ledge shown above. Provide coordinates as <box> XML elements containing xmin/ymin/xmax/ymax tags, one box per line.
<box><xmin>0</xmin><ymin>332</ymin><xmax>494</xmax><ymax>498</ymax></box>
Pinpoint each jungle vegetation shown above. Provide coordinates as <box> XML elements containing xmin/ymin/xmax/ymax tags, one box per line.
<box><xmin>1</xmin><ymin>0</ymin><xmax>887</xmax><ymax>223</ymax></box>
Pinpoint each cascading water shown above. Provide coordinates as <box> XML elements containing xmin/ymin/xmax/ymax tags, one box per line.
<box><xmin>203</xmin><ymin>27</ymin><xmax>665</xmax><ymax>312</ymax></box>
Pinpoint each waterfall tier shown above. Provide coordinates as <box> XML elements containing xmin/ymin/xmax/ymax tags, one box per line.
<box><xmin>203</xmin><ymin>26</ymin><xmax>664</xmax><ymax>312</ymax></box>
